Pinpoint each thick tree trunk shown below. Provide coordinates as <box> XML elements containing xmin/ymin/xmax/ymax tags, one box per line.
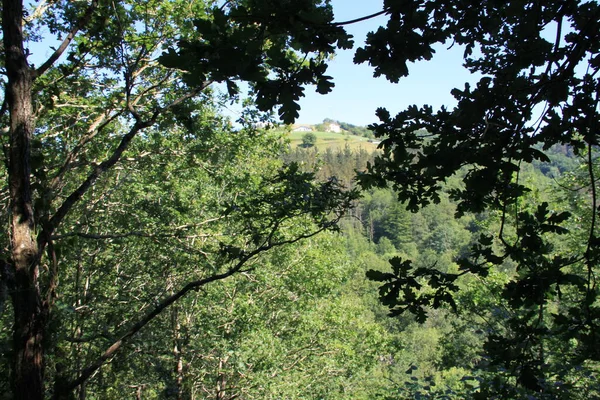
<box><xmin>3</xmin><ymin>0</ymin><xmax>45</xmax><ymax>398</ymax></box>
<box><xmin>12</xmin><ymin>280</ymin><xmax>45</xmax><ymax>400</ymax></box>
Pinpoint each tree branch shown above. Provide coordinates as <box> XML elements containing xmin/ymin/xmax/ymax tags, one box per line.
<box><xmin>49</xmin><ymin>109</ymin><xmax>124</xmax><ymax>193</ymax></box>
<box><xmin>45</xmin><ymin>120</ymin><xmax>151</xmax><ymax>238</ymax></box>
<box><xmin>42</xmin><ymin>80</ymin><xmax>211</xmax><ymax>251</ymax></box>
<box><xmin>33</xmin><ymin>0</ymin><xmax>99</xmax><ymax>79</ymax></box>
<box><xmin>51</xmin><ymin>230</ymin><xmax>214</xmax><ymax>241</ymax></box>
<box><xmin>24</xmin><ymin>0</ymin><xmax>50</xmax><ymax>23</ymax></box>
<box><xmin>58</xmin><ymin>224</ymin><xmax>333</xmax><ymax>395</ymax></box>
<box><xmin>331</xmin><ymin>9</ymin><xmax>388</xmax><ymax>26</ymax></box>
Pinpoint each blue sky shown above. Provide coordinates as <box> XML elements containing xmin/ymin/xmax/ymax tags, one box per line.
<box><xmin>25</xmin><ymin>0</ymin><xmax>479</xmax><ymax>128</ymax></box>
<box><xmin>296</xmin><ymin>0</ymin><xmax>477</xmax><ymax>126</ymax></box>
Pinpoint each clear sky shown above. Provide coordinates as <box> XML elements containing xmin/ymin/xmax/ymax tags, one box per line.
<box><xmin>296</xmin><ymin>0</ymin><xmax>477</xmax><ymax>127</ymax></box>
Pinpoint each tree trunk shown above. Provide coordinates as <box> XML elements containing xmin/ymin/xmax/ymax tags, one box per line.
<box><xmin>3</xmin><ymin>0</ymin><xmax>45</xmax><ymax>398</ymax></box>
<box><xmin>12</xmin><ymin>282</ymin><xmax>45</xmax><ymax>400</ymax></box>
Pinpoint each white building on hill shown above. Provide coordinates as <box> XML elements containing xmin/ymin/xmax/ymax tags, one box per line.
<box><xmin>325</xmin><ymin>122</ymin><xmax>341</xmax><ymax>133</ymax></box>
<box><xmin>292</xmin><ymin>125</ymin><xmax>313</xmax><ymax>132</ymax></box>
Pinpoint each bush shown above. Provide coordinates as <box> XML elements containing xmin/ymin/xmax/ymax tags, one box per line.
<box><xmin>301</xmin><ymin>132</ymin><xmax>317</xmax><ymax>147</ymax></box>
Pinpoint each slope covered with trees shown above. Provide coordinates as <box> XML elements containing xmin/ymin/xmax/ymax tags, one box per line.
<box><xmin>281</xmin><ymin>142</ymin><xmax>600</xmax><ymax>399</ymax></box>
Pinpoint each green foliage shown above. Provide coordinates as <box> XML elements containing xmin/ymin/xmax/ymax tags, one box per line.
<box><xmin>159</xmin><ymin>1</ymin><xmax>352</xmax><ymax>123</ymax></box>
<box><xmin>0</xmin><ymin>0</ymin><xmax>368</xmax><ymax>397</ymax></box>
<box><xmin>357</xmin><ymin>0</ymin><xmax>600</xmax><ymax>396</ymax></box>
<box><xmin>24</xmin><ymin>118</ymin><xmax>364</xmax><ymax>398</ymax></box>
<box><xmin>4</xmin><ymin>1</ymin><xmax>599</xmax><ymax>398</ymax></box>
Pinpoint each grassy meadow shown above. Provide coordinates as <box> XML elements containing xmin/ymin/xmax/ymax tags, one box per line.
<box><xmin>285</xmin><ymin>130</ymin><xmax>380</xmax><ymax>152</ymax></box>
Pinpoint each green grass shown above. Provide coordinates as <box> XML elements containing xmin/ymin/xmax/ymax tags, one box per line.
<box><xmin>283</xmin><ymin>130</ymin><xmax>380</xmax><ymax>152</ymax></box>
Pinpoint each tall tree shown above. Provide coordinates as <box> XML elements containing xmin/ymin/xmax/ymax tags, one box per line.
<box><xmin>358</xmin><ymin>0</ymin><xmax>600</xmax><ymax>395</ymax></box>
<box><xmin>0</xmin><ymin>0</ymin><xmax>355</xmax><ymax>398</ymax></box>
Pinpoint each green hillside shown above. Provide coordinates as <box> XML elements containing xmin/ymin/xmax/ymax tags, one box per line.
<box><xmin>286</xmin><ymin>130</ymin><xmax>380</xmax><ymax>151</ymax></box>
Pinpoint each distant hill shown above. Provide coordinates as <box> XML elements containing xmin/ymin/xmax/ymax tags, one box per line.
<box><xmin>285</xmin><ymin>129</ymin><xmax>380</xmax><ymax>152</ymax></box>
<box><xmin>282</xmin><ymin>119</ymin><xmax>378</xmax><ymax>151</ymax></box>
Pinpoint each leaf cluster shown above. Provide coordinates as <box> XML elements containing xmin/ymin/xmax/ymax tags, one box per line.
<box><xmin>159</xmin><ymin>0</ymin><xmax>353</xmax><ymax>123</ymax></box>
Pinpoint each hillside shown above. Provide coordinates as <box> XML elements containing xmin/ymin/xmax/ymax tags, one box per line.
<box><xmin>286</xmin><ymin>129</ymin><xmax>381</xmax><ymax>151</ymax></box>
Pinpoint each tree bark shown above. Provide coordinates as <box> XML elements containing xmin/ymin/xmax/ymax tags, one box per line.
<box><xmin>3</xmin><ymin>0</ymin><xmax>45</xmax><ymax>398</ymax></box>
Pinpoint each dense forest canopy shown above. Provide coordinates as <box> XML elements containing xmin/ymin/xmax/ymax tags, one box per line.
<box><xmin>0</xmin><ymin>0</ymin><xmax>598</xmax><ymax>398</ymax></box>
<box><xmin>357</xmin><ymin>0</ymin><xmax>600</xmax><ymax>397</ymax></box>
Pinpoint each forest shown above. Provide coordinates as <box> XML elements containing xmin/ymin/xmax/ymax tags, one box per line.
<box><xmin>1</xmin><ymin>0</ymin><xmax>599</xmax><ymax>399</ymax></box>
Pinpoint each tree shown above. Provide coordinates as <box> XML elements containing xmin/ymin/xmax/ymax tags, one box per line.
<box><xmin>357</xmin><ymin>0</ymin><xmax>600</xmax><ymax>396</ymax></box>
<box><xmin>0</xmin><ymin>0</ymin><xmax>357</xmax><ymax>398</ymax></box>
<box><xmin>301</xmin><ymin>132</ymin><xmax>318</xmax><ymax>148</ymax></box>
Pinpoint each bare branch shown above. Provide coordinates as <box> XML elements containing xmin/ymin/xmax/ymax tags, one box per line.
<box><xmin>24</xmin><ymin>0</ymin><xmax>50</xmax><ymax>23</ymax></box>
<box><xmin>45</xmin><ymin>120</ymin><xmax>150</xmax><ymax>236</ymax></box>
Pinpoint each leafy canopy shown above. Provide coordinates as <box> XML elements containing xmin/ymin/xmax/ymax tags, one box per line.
<box><xmin>159</xmin><ymin>0</ymin><xmax>353</xmax><ymax>123</ymax></box>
